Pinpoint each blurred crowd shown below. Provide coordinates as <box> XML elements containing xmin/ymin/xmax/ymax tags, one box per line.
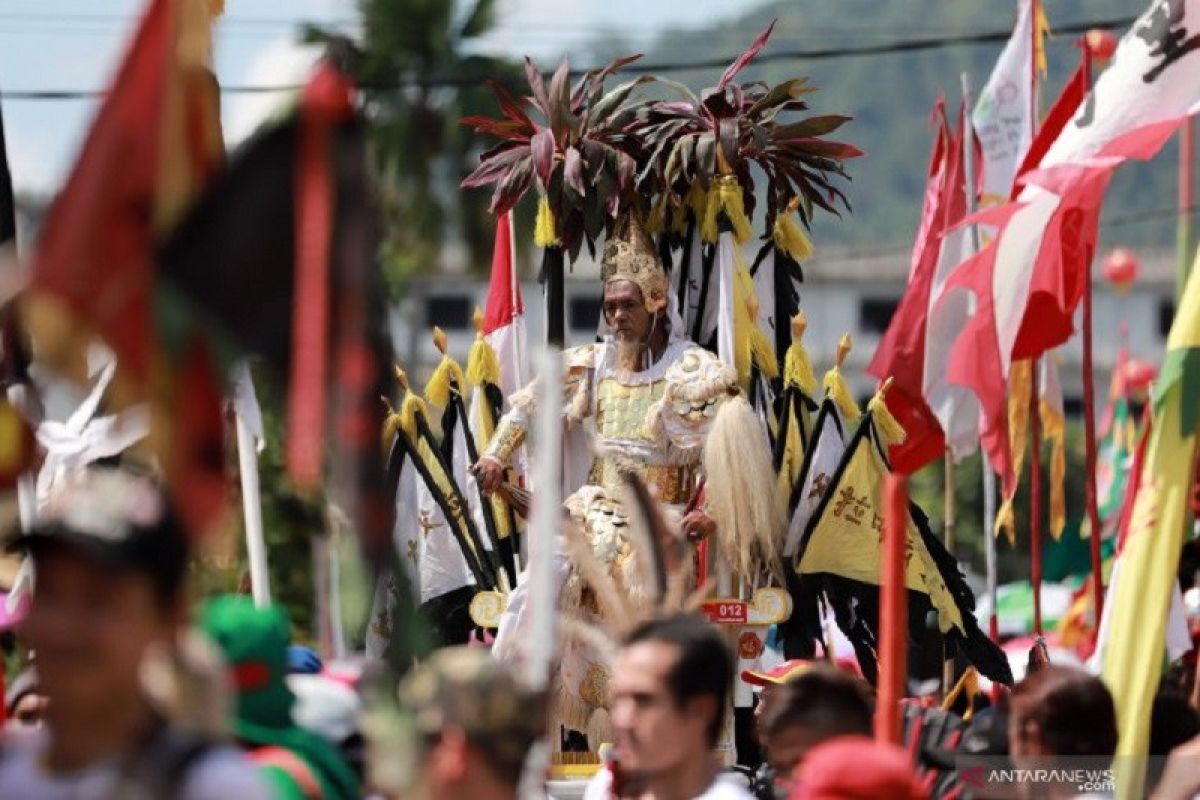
<box><xmin>1</xmin><ymin>468</ymin><xmax>1200</xmax><ymax>800</ymax></box>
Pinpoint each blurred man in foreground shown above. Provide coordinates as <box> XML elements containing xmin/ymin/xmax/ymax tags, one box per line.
<box><xmin>587</xmin><ymin>614</ymin><xmax>755</xmax><ymax>800</ymax></box>
<box><xmin>754</xmin><ymin>664</ymin><xmax>873</xmax><ymax>796</ymax></box>
<box><xmin>368</xmin><ymin>646</ymin><xmax>544</xmax><ymax>800</ymax></box>
<box><xmin>0</xmin><ymin>469</ymin><xmax>269</xmax><ymax>799</ymax></box>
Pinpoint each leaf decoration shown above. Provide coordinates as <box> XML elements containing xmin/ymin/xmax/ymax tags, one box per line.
<box><xmin>718</xmin><ymin>19</ymin><xmax>776</xmax><ymax>91</ymax></box>
<box><xmin>459</xmin><ymin>51</ymin><xmax>655</xmax><ymax>258</ymax></box>
<box><xmin>460</xmin><ymin>20</ymin><xmax>857</xmax><ymax>257</ymax></box>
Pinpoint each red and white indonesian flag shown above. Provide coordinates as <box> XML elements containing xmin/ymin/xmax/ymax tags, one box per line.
<box><xmin>992</xmin><ymin>0</ymin><xmax>1200</xmax><ymax>372</ymax></box>
<box><xmin>972</xmin><ymin>0</ymin><xmax>1036</xmax><ymax>207</ymax></box>
<box><xmin>483</xmin><ymin>211</ymin><xmax>527</xmax><ymax>399</ymax></box>
<box><xmin>945</xmin><ymin>0</ymin><xmax>1200</xmax><ymax>486</ymax></box>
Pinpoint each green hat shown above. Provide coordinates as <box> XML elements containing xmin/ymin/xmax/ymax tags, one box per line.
<box><xmin>199</xmin><ymin>595</ymin><xmax>359</xmax><ymax>800</ymax></box>
<box><xmin>398</xmin><ymin>646</ymin><xmax>545</xmax><ymax>785</ymax></box>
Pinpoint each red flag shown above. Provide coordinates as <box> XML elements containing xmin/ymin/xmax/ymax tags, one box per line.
<box><xmin>26</xmin><ymin>0</ymin><xmax>172</xmax><ymax>383</ymax></box>
<box><xmin>483</xmin><ymin>210</ymin><xmax>523</xmax><ymax>334</ymax></box>
<box><xmin>22</xmin><ymin>0</ymin><xmax>228</xmax><ymax>532</ymax></box>
<box><xmin>942</xmin><ymin>202</ymin><xmax>1024</xmax><ymax>494</ymax></box>
<box><xmin>286</xmin><ymin>63</ymin><xmax>356</xmax><ymax>490</ymax></box>
<box><xmin>867</xmin><ymin>99</ymin><xmax>954</xmax><ymax>473</ymax></box>
<box><xmin>482</xmin><ymin>211</ymin><xmax>527</xmax><ymax>399</ymax></box>
<box><xmin>1010</xmin><ymin>60</ymin><xmax>1089</xmax><ymax>201</ymax></box>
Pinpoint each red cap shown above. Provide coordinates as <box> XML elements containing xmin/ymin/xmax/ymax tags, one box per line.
<box><xmin>742</xmin><ymin>657</ymin><xmax>861</xmax><ymax>687</ymax></box>
<box><xmin>741</xmin><ymin>659</ymin><xmax>816</xmax><ymax>687</ymax></box>
<box><xmin>788</xmin><ymin>736</ymin><xmax>927</xmax><ymax>800</ymax></box>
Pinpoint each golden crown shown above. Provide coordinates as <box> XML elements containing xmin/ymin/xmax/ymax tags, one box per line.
<box><xmin>600</xmin><ymin>213</ymin><xmax>668</xmax><ymax>313</ymax></box>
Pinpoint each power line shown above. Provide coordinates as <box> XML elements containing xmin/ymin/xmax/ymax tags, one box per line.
<box><xmin>823</xmin><ymin>205</ymin><xmax>1199</xmax><ymax>264</ymax></box>
<box><xmin>0</xmin><ymin>14</ymin><xmax>1138</xmax><ymax>101</ymax></box>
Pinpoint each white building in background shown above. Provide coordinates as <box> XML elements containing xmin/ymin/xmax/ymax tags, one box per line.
<box><xmin>390</xmin><ymin>245</ymin><xmax>1179</xmax><ymax>416</ymax></box>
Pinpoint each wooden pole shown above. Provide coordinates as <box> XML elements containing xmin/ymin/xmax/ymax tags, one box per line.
<box><xmin>1073</xmin><ymin>36</ymin><xmax>1106</xmax><ymax>639</ymax></box>
<box><xmin>876</xmin><ymin>474</ymin><xmax>909</xmax><ymax>745</ymax></box>
<box><xmin>960</xmin><ymin>70</ymin><xmax>1000</xmax><ymax>642</ymax></box>
<box><xmin>942</xmin><ymin>452</ymin><xmax>956</xmax><ymax>695</ymax></box>
<box><xmin>1030</xmin><ymin>360</ymin><xmax>1044</xmax><ymax>637</ymax></box>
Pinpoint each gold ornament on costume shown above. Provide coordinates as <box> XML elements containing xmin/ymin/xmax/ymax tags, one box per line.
<box><xmin>600</xmin><ymin>213</ymin><xmax>668</xmax><ymax>313</ymax></box>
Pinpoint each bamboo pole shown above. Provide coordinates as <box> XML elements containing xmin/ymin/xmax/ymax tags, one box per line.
<box><xmin>1030</xmin><ymin>360</ymin><xmax>1044</xmax><ymax>637</ymax></box>
<box><xmin>943</xmin><ymin>452</ymin><xmax>956</xmax><ymax>695</ymax></box>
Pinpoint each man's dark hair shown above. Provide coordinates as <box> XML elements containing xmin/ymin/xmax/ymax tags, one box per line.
<box><xmin>1010</xmin><ymin>666</ymin><xmax>1117</xmax><ymax>758</ymax></box>
<box><xmin>760</xmin><ymin>664</ymin><xmax>873</xmax><ymax>741</ymax></box>
<box><xmin>624</xmin><ymin>614</ymin><xmax>733</xmax><ymax>747</ymax></box>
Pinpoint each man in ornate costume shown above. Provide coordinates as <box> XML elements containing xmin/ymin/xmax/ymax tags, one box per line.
<box><xmin>474</xmin><ymin>213</ymin><xmax>781</xmax><ymax>745</ymax></box>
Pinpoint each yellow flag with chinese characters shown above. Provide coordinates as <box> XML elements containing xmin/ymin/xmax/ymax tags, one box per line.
<box><xmin>797</xmin><ymin>415</ymin><xmax>964</xmax><ymax>634</ymax></box>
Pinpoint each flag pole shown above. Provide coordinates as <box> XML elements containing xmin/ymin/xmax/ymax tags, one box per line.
<box><xmin>942</xmin><ymin>452</ymin><xmax>956</xmax><ymax>696</ymax></box>
<box><xmin>960</xmin><ymin>70</ymin><xmax>1000</xmax><ymax>641</ymax></box>
<box><xmin>1076</xmin><ymin>39</ymin><xmax>1105</xmax><ymax>632</ymax></box>
<box><xmin>235</xmin><ymin>408</ymin><xmax>271</xmax><ymax>607</ymax></box>
<box><xmin>519</xmin><ymin>345</ymin><xmax>560</xmax><ymax>799</ymax></box>
<box><xmin>876</xmin><ymin>473</ymin><xmax>909</xmax><ymax>745</ymax></box>
<box><xmin>1030</xmin><ymin>360</ymin><xmax>1044</xmax><ymax>637</ymax></box>
<box><xmin>1179</xmin><ymin>118</ymin><xmax>1196</xmax><ymax>298</ymax></box>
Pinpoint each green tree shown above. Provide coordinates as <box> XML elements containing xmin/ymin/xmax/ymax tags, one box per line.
<box><xmin>354</xmin><ymin>0</ymin><xmax>519</xmax><ymax>294</ymax></box>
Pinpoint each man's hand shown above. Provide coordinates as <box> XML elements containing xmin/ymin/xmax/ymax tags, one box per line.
<box><xmin>680</xmin><ymin>510</ymin><xmax>716</xmax><ymax>543</ymax></box>
<box><xmin>473</xmin><ymin>457</ymin><xmax>505</xmax><ymax>494</ymax></box>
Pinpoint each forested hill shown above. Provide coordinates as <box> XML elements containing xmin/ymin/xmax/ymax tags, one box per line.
<box><xmin>587</xmin><ymin>0</ymin><xmax>1180</xmax><ymax>254</ymax></box>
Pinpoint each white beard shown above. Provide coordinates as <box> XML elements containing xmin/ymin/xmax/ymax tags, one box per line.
<box><xmin>614</xmin><ymin>335</ymin><xmax>645</xmax><ymax>372</ymax></box>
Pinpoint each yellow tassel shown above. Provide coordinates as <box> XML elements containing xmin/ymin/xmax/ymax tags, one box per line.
<box><xmin>1034</xmin><ymin>1</ymin><xmax>1051</xmax><ymax>78</ymax></box>
<box><xmin>823</xmin><ymin>334</ymin><xmax>859</xmax><ymax>423</ymax></box>
<box><xmin>381</xmin><ymin>411</ymin><xmax>403</xmax><ymax>460</ymax></box>
<box><xmin>425</xmin><ymin>355</ymin><xmax>466</xmax><ymax>410</ymax></box>
<box><xmin>399</xmin><ymin>392</ymin><xmax>429</xmax><ymax>440</ymax></box>
<box><xmin>1041</xmin><ymin>397</ymin><xmax>1067</xmax><ymax>541</ymax></box>
<box><xmin>700</xmin><ymin>176</ymin><xmax>752</xmax><ymax>244</ymax></box>
<box><xmin>994</xmin><ymin>498</ymin><xmax>1015</xmax><ymax>543</ymax></box>
<box><xmin>750</xmin><ymin>327</ymin><xmax>778</xmax><ymax>380</ymax></box>
<box><xmin>868</xmin><ymin>382</ymin><xmax>906</xmax><ymax>448</ymax></box>
<box><xmin>208</xmin><ymin>0</ymin><xmax>225</xmax><ymax>16</ymax></box>
<box><xmin>467</xmin><ymin>334</ymin><xmax>501</xmax><ymax>389</ymax></box>
<box><xmin>534</xmin><ymin>195</ymin><xmax>557</xmax><ymax>248</ymax></box>
<box><xmin>995</xmin><ymin>360</ymin><xmax>1033</xmax><ymax>545</ymax></box>
<box><xmin>773</xmin><ymin>210</ymin><xmax>814</xmax><ymax>263</ymax></box>
<box><xmin>783</xmin><ymin>314</ymin><xmax>818</xmax><ymax>396</ymax></box>
<box><xmin>646</xmin><ymin>195</ymin><xmax>667</xmax><ymax>235</ymax></box>
<box><xmin>941</xmin><ymin>667</ymin><xmax>980</xmax><ymax>720</ymax></box>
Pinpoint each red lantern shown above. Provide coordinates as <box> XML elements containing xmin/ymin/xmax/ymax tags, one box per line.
<box><xmin>1102</xmin><ymin>248</ymin><xmax>1140</xmax><ymax>292</ymax></box>
<box><xmin>1086</xmin><ymin>29</ymin><xmax>1118</xmax><ymax>62</ymax></box>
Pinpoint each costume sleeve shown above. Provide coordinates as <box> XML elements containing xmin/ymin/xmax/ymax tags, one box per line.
<box><xmin>651</xmin><ymin>347</ymin><xmax>738</xmax><ymax>463</ymax></box>
<box><xmin>481</xmin><ymin>344</ymin><xmax>596</xmax><ymax>466</ymax></box>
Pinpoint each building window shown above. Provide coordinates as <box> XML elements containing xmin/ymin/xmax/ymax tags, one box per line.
<box><xmin>859</xmin><ymin>297</ymin><xmax>899</xmax><ymax>335</ymax></box>
<box><xmin>426</xmin><ymin>295</ymin><xmax>471</xmax><ymax>330</ymax></box>
<box><xmin>1159</xmin><ymin>298</ymin><xmax>1175</xmax><ymax>338</ymax></box>
<box><xmin>570</xmin><ymin>295</ymin><xmax>602</xmax><ymax>333</ymax></box>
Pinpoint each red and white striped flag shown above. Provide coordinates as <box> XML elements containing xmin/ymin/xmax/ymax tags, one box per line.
<box><xmin>482</xmin><ymin>211</ymin><xmax>527</xmax><ymax>400</ymax></box>
<box><xmin>944</xmin><ymin>1</ymin><xmax>1200</xmax><ymax>487</ymax></box>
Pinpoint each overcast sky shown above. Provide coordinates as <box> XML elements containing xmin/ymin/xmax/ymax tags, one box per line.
<box><xmin>0</xmin><ymin>0</ymin><xmax>765</xmax><ymax>198</ymax></box>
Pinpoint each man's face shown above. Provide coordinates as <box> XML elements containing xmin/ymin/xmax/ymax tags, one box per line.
<box><xmin>19</xmin><ymin>548</ymin><xmax>175</xmax><ymax>718</ymax></box>
<box><xmin>603</xmin><ymin>280</ymin><xmax>652</xmax><ymax>343</ymax></box>
<box><xmin>754</xmin><ymin>684</ymin><xmax>782</xmax><ymax>742</ymax></box>
<box><xmin>763</xmin><ymin>725</ymin><xmax>827</xmax><ymax>788</ymax></box>
<box><xmin>610</xmin><ymin>641</ymin><xmax>713</xmax><ymax>776</ymax></box>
